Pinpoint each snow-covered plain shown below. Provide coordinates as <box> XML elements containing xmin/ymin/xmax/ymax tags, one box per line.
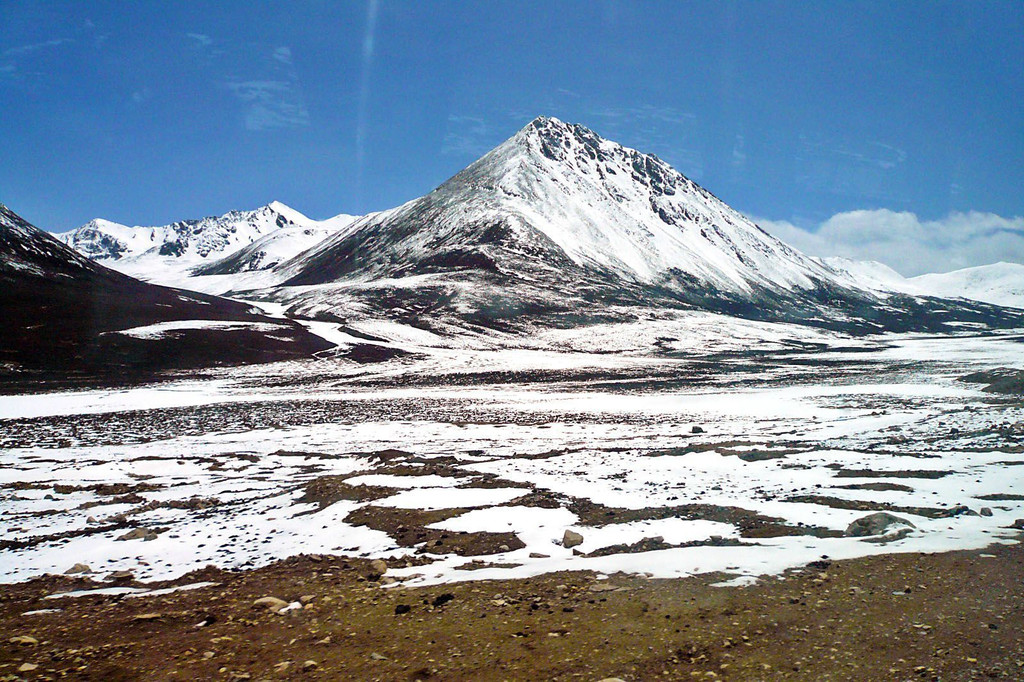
<box><xmin>1</xmin><ymin>315</ymin><xmax>1022</xmax><ymax>589</ymax></box>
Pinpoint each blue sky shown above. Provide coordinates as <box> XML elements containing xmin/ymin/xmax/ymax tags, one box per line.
<box><xmin>2</xmin><ymin>1</ymin><xmax>1022</xmax><ymax>273</ymax></box>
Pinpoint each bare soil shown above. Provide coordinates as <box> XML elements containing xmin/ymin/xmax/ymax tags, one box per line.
<box><xmin>2</xmin><ymin>541</ymin><xmax>1023</xmax><ymax>681</ymax></box>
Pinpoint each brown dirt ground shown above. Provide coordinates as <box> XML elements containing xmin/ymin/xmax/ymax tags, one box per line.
<box><xmin>1</xmin><ymin>540</ymin><xmax>1023</xmax><ymax>681</ymax></box>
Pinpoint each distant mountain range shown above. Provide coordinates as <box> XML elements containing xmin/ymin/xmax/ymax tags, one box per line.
<box><xmin>911</xmin><ymin>263</ymin><xmax>1024</xmax><ymax>309</ymax></box>
<box><xmin>0</xmin><ymin>203</ymin><xmax>331</xmax><ymax>386</ymax></box>
<box><xmin>821</xmin><ymin>257</ymin><xmax>1024</xmax><ymax>310</ymax></box>
<box><xmin>56</xmin><ymin>201</ymin><xmax>357</xmax><ymax>283</ymax></box>
<box><xmin>23</xmin><ymin>116</ymin><xmax>1024</xmax><ymax>358</ymax></box>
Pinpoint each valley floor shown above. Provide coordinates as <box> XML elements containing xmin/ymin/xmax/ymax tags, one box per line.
<box><xmin>1</xmin><ymin>544</ymin><xmax>1022</xmax><ymax>680</ymax></box>
<box><xmin>1</xmin><ymin>318</ymin><xmax>1023</xmax><ymax>679</ymax></box>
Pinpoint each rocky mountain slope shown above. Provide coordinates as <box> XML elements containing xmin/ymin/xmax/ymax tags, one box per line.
<box><xmin>1</xmin><ymin>204</ymin><xmax>332</xmax><ymax>386</ymax></box>
<box><xmin>267</xmin><ymin>117</ymin><xmax>1022</xmax><ymax>334</ymax></box>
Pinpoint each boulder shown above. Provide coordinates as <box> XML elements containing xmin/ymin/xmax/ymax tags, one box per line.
<box><xmin>563</xmin><ymin>530</ymin><xmax>584</xmax><ymax>548</ymax></box>
<box><xmin>252</xmin><ymin>596</ymin><xmax>290</xmax><ymax>613</ymax></box>
<box><xmin>116</xmin><ymin>527</ymin><xmax>157</xmax><ymax>541</ymax></box>
<box><xmin>366</xmin><ymin>559</ymin><xmax>388</xmax><ymax>579</ymax></box>
<box><xmin>845</xmin><ymin>512</ymin><xmax>915</xmax><ymax>537</ymax></box>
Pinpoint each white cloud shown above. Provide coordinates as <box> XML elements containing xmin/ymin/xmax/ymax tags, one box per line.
<box><xmin>186</xmin><ymin>33</ymin><xmax>212</xmax><ymax>47</ymax></box>
<box><xmin>272</xmin><ymin>46</ymin><xmax>292</xmax><ymax>65</ymax></box>
<box><xmin>755</xmin><ymin>209</ymin><xmax>1024</xmax><ymax>276</ymax></box>
<box><xmin>130</xmin><ymin>87</ymin><xmax>151</xmax><ymax>104</ymax></box>
<box><xmin>226</xmin><ymin>80</ymin><xmax>309</xmax><ymax>131</ymax></box>
<box><xmin>1</xmin><ymin>38</ymin><xmax>70</xmax><ymax>58</ymax></box>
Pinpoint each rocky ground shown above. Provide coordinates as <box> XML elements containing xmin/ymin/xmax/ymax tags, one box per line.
<box><xmin>2</xmin><ymin>540</ymin><xmax>1022</xmax><ymax>682</ymax></box>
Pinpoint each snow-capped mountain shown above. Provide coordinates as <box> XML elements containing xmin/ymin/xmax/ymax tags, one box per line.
<box><xmin>284</xmin><ymin>116</ymin><xmax>837</xmax><ymax>293</ymax></box>
<box><xmin>912</xmin><ymin>263</ymin><xmax>1024</xmax><ymax>309</ymax></box>
<box><xmin>1</xmin><ymin>203</ymin><xmax>331</xmax><ymax>381</ymax></box>
<box><xmin>192</xmin><ymin>213</ymin><xmax>358</xmax><ymax>277</ymax></box>
<box><xmin>270</xmin><ymin>117</ymin><xmax>1022</xmax><ymax>333</ymax></box>
<box><xmin>56</xmin><ymin>201</ymin><xmax>354</xmax><ymax>282</ymax></box>
<box><xmin>820</xmin><ymin>257</ymin><xmax>923</xmax><ymax>295</ymax></box>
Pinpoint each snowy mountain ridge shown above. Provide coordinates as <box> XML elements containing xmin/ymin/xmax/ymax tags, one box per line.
<box><xmin>911</xmin><ymin>262</ymin><xmax>1024</xmax><ymax>309</ymax></box>
<box><xmin>56</xmin><ymin>202</ymin><xmax>357</xmax><ymax>282</ymax></box>
<box><xmin>47</xmin><ymin>116</ymin><xmax>1024</xmax><ymax>335</ymax></box>
<box><xmin>280</xmin><ymin>116</ymin><xmax>838</xmax><ymax>298</ymax></box>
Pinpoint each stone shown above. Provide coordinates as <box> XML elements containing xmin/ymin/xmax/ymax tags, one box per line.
<box><xmin>116</xmin><ymin>528</ymin><xmax>154</xmax><ymax>542</ymax></box>
<box><xmin>691</xmin><ymin>426</ymin><xmax>705</xmax><ymax>434</ymax></box>
<box><xmin>302</xmin><ymin>660</ymin><xmax>318</xmax><ymax>671</ymax></box>
<box><xmin>563</xmin><ymin>530</ymin><xmax>584</xmax><ymax>548</ymax></box>
<box><xmin>845</xmin><ymin>512</ymin><xmax>915</xmax><ymax>537</ymax></box>
<box><xmin>980</xmin><ymin>507</ymin><xmax>993</xmax><ymax>517</ymax></box>
<box><xmin>65</xmin><ymin>563</ymin><xmax>92</xmax><ymax>575</ymax></box>
<box><xmin>367</xmin><ymin>559</ymin><xmax>388</xmax><ymax>578</ymax></box>
<box><xmin>252</xmin><ymin>597</ymin><xmax>290</xmax><ymax>613</ymax></box>
<box><xmin>107</xmin><ymin>570</ymin><xmax>134</xmax><ymax>581</ymax></box>
<box><xmin>299</xmin><ymin>594</ymin><xmax>316</xmax><ymax>604</ymax></box>
<box><xmin>18</xmin><ymin>663</ymin><xmax>38</xmax><ymax>673</ymax></box>
<box><xmin>395</xmin><ymin>604</ymin><xmax>411</xmax><ymax>615</ymax></box>
<box><xmin>134</xmin><ymin>613</ymin><xmax>162</xmax><ymax>621</ymax></box>
<box><xmin>370</xmin><ymin>652</ymin><xmax>388</xmax><ymax>661</ymax></box>
<box><xmin>948</xmin><ymin>505</ymin><xmax>978</xmax><ymax>517</ymax></box>
<box><xmin>589</xmin><ymin>583</ymin><xmax>618</xmax><ymax>592</ymax></box>
<box><xmin>529</xmin><ymin>552</ymin><xmax>550</xmax><ymax>558</ymax></box>
<box><xmin>432</xmin><ymin>593</ymin><xmax>455</xmax><ymax>607</ymax></box>
<box><xmin>9</xmin><ymin>635</ymin><xmax>39</xmax><ymax>645</ymax></box>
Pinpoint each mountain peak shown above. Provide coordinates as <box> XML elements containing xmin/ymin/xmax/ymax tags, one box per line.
<box><xmin>517</xmin><ymin>115</ymin><xmax>602</xmax><ymax>153</ymax></box>
<box><xmin>283</xmin><ymin>115</ymin><xmax>839</xmax><ymax>297</ymax></box>
<box><xmin>261</xmin><ymin>201</ymin><xmax>311</xmax><ymax>226</ymax></box>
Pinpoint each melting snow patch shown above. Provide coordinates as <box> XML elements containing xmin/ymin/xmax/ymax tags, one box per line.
<box><xmin>109</xmin><ymin>320</ymin><xmax>284</xmax><ymax>339</ymax></box>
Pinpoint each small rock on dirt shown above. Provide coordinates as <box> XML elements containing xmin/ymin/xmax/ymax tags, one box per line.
<box><xmin>432</xmin><ymin>593</ymin><xmax>455</xmax><ymax>607</ymax></box>
<box><xmin>253</xmin><ymin>596</ymin><xmax>290</xmax><ymax>613</ymax></box>
<box><xmin>9</xmin><ymin>635</ymin><xmax>39</xmax><ymax>645</ymax></box>
<box><xmin>65</xmin><ymin>563</ymin><xmax>92</xmax><ymax>574</ymax></box>
<box><xmin>563</xmin><ymin>530</ymin><xmax>584</xmax><ymax>548</ymax></box>
<box><xmin>302</xmin><ymin>660</ymin><xmax>318</xmax><ymax>671</ymax></box>
<box><xmin>18</xmin><ymin>663</ymin><xmax>38</xmax><ymax>673</ymax></box>
<box><xmin>367</xmin><ymin>559</ymin><xmax>388</xmax><ymax>578</ymax></box>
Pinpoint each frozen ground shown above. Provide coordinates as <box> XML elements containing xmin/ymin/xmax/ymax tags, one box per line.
<box><xmin>1</xmin><ymin>314</ymin><xmax>1022</xmax><ymax>588</ymax></box>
